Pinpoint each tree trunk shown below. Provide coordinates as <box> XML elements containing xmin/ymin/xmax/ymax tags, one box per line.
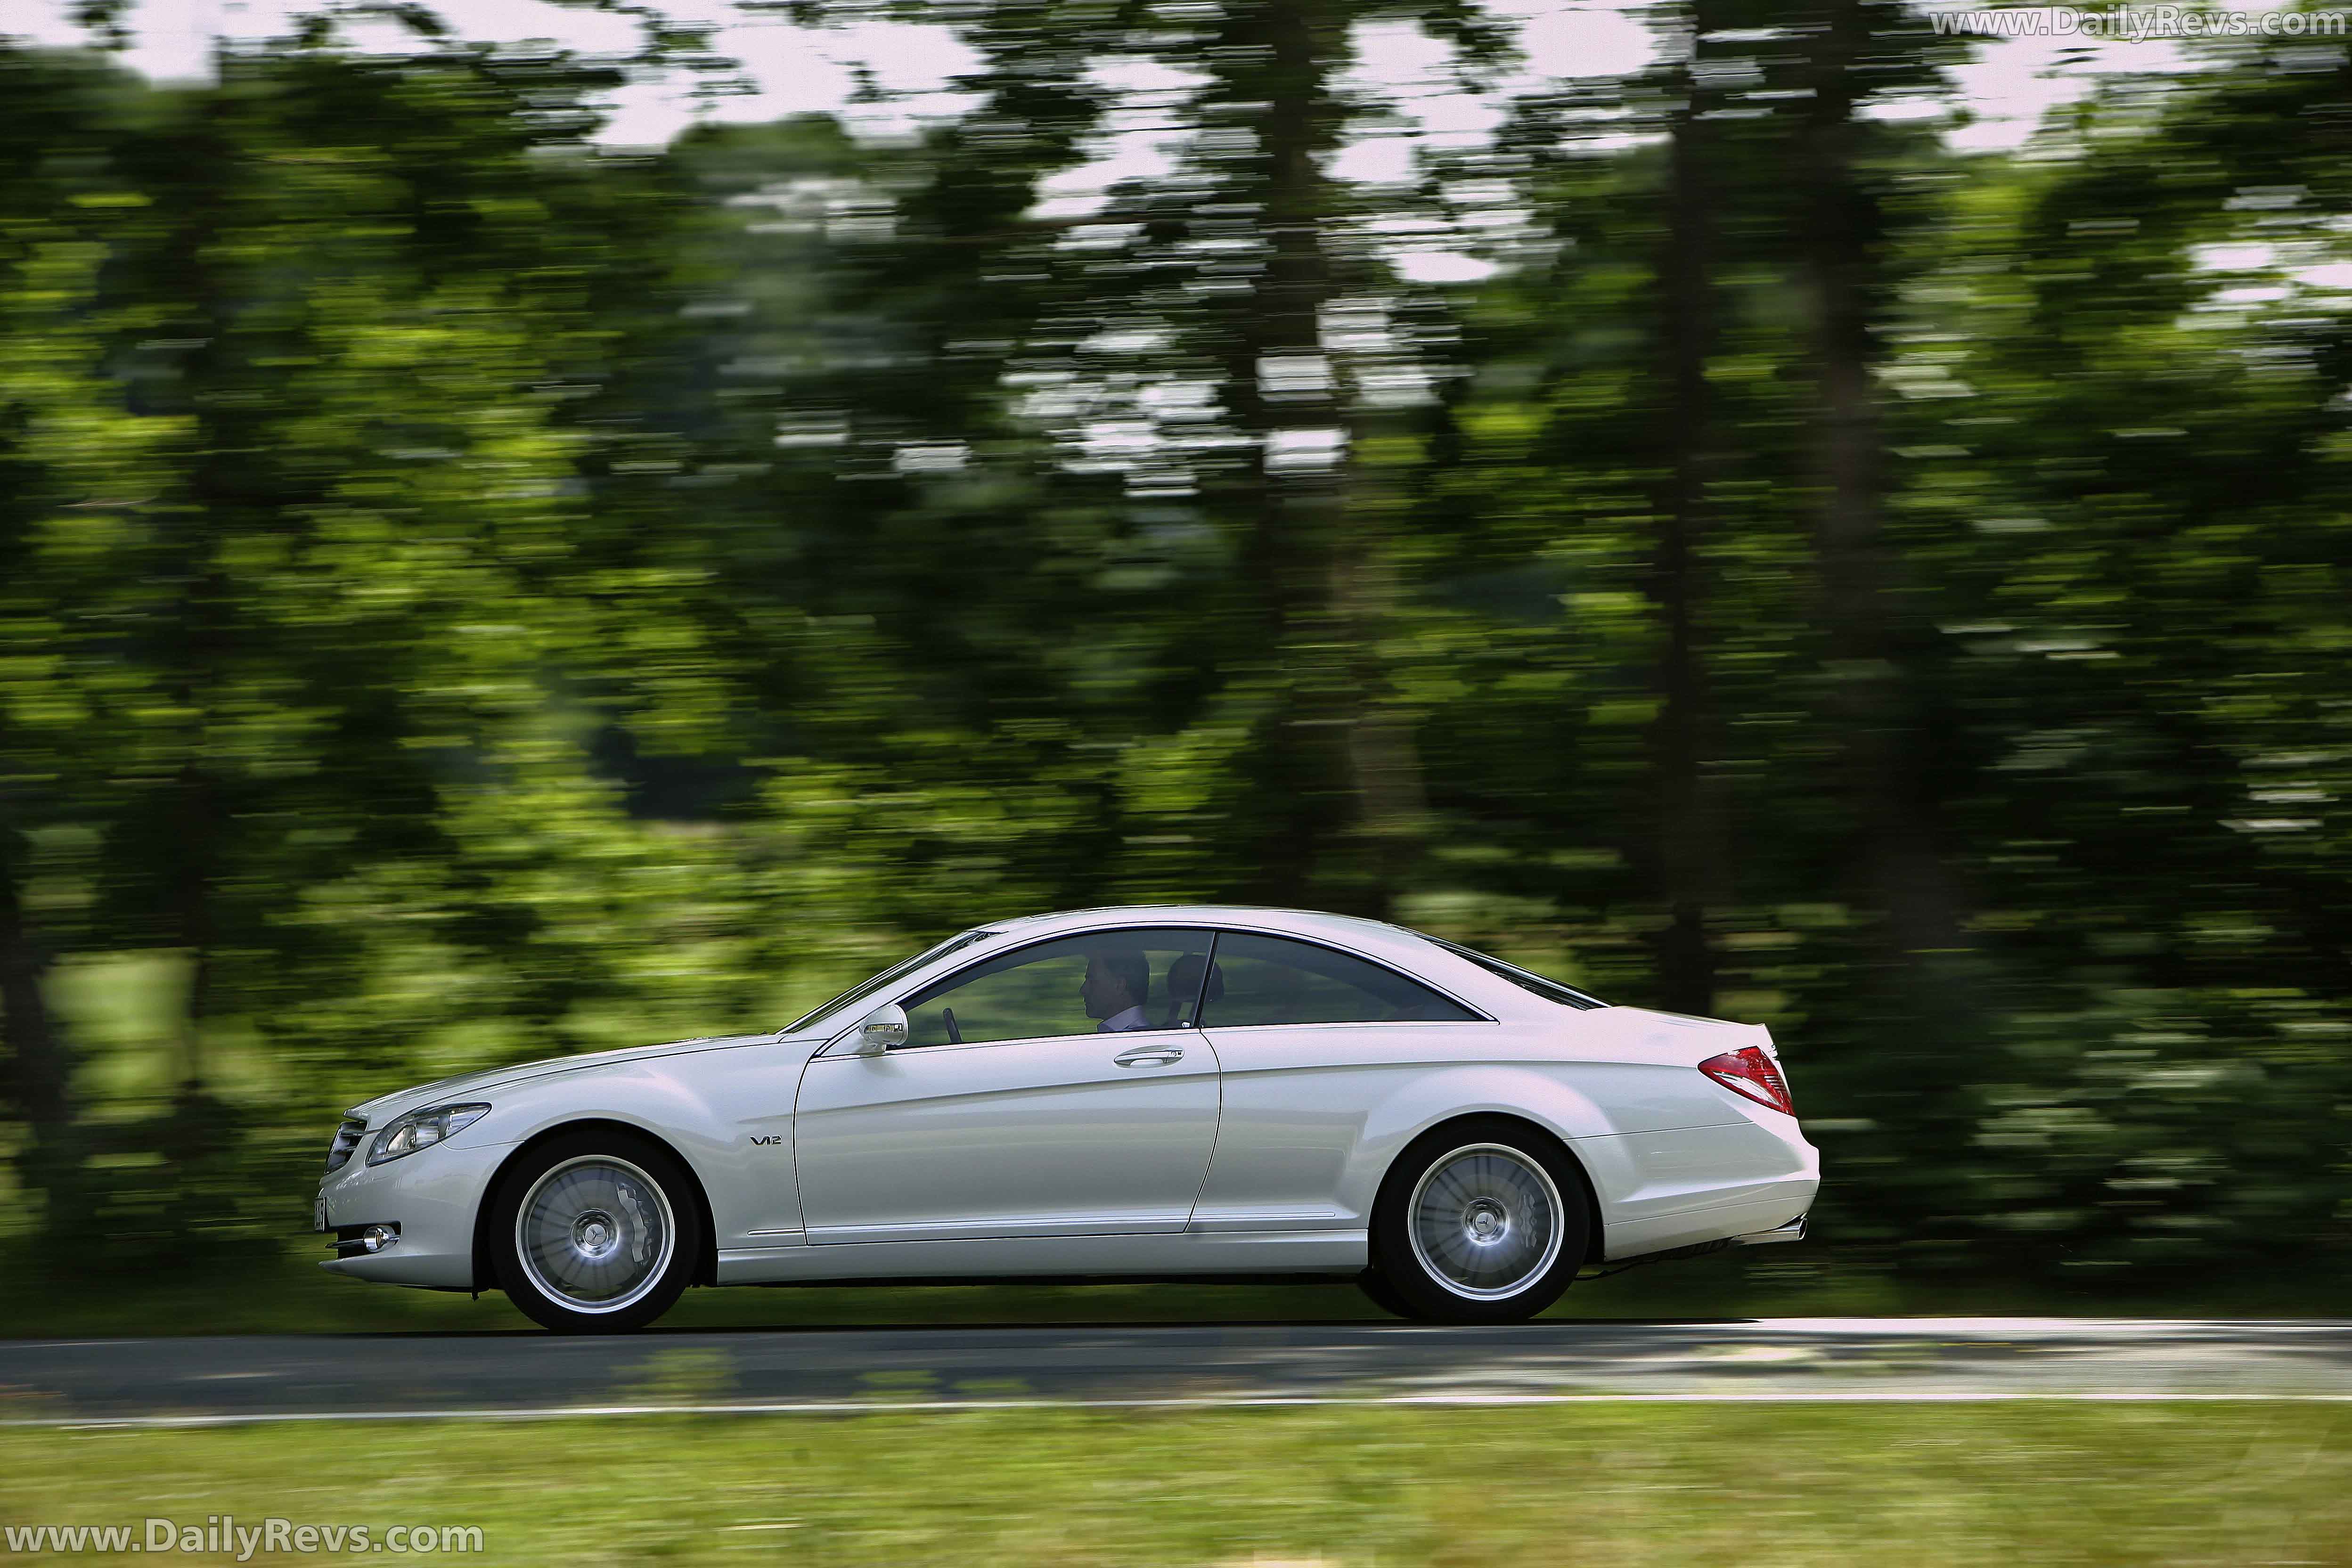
<box><xmin>1646</xmin><ymin>8</ymin><xmax>1731</xmax><ymax>1015</ymax></box>
<box><xmin>0</xmin><ymin>827</ymin><xmax>86</xmax><ymax>1235</ymax></box>
<box><xmin>163</xmin><ymin>66</ymin><xmax>238</xmax><ymax>1091</ymax></box>
<box><xmin>1798</xmin><ymin>0</ymin><xmax>1970</xmax><ymax>961</ymax></box>
<box><xmin>1215</xmin><ymin>0</ymin><xmax>1425</xmax><ymax>917</ymax></box>
<box><xmin>1334</xmin><ymin>415</ymin><xmax>1429</xmax><ymax>906</ymax></box>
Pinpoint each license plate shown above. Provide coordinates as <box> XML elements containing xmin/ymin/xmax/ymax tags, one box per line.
<box><xmin>315</xmin><ymin>1194</ymin><xmax>329</xmax><ymax>1233</ymax></box>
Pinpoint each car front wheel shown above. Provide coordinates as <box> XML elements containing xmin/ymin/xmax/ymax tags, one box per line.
<box><xmin>1368</xmin><ymin>1118</ymin><xmax>1590</xmax><ymax>1324</ymax></box>
<box><xmin>489</xmin><ymin>1130</ymin><xmax>702</xmax><ymax>1333</ymax></box>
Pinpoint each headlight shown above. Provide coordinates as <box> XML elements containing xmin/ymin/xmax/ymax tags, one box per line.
<box><xmin>366</xmin><ymin>1103</ymin><xmax>490</xmax><ymax>1166</ymax></box>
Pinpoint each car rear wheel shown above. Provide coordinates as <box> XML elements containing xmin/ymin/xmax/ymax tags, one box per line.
<box><xmin>1368</xmin><ymin>1118</ymin><xmax>1590</xmax><ymax>1324</ymax></box>
<box><xmin>489</xmin><ymin>1130</ymin><xmax>702</xmax><ymax>1333</ymax></box>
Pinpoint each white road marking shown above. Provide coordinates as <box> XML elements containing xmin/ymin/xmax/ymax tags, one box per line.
<box><xmin>1729</xmin><ymin>1317</ymin><xmax>2352</xmax><ymax>1336</ymax></box>
<box><xmin>16</xmin><ymin>1388</ymin><xmax>2352</xmax><ymax>1429</ymax></box>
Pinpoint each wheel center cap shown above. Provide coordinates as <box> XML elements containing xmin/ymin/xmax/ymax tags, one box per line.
<box><xmin>574</xmin><ymin>1210</ymin><xmax>617</xmax><ymax>1256</ymax></box>
<box><xmin>1464</xmin><ymin>1198</ymin><xmax>1509</xmax><ymax>1245</ymax></box>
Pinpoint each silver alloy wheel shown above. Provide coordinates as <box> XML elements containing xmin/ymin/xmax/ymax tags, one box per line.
<box><xmin>1405</xmin><ymin>1142</ymin><xmax>1564</xmax><ymax>1301</ymax></box>
<box><xmin>514</xmin><ymin>1154</ymin><xmax>676</xmax><ymax>1314</ymax></box>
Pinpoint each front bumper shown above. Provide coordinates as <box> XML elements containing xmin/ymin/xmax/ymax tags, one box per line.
<box><xmin>315</xmin><ymin>1134</ymin><xmax>514</xmax><ymax>1289</ymax></box>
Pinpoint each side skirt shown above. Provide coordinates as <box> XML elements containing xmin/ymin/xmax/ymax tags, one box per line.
<box><xmin>716</xmin><ymin>1228</ymin><xmax>1369</xmax><ymax>1286</ymax></box>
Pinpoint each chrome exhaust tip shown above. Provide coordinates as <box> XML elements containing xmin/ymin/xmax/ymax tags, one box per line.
<box><xmin>1730</xmin><ymin>1213</ymin><xmax>1808</xmax><ymax>1247</ymax></box>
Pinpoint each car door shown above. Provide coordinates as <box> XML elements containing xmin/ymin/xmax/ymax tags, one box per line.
<box><xmin>792</xmin><ymin>927</ymin><xmax>1223</xmax><ymax>1244</ymax></box>
<box><xmin>1192</xmin><ymin>930</ymin><xmax>1493</xmax><ymax>1233</ymax></box>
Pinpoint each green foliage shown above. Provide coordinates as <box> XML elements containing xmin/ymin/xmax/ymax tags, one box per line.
<box><xmin>1</xmin><ymin>5</ymin><xmax>2349</xmax><ymax>1290</ymax></box>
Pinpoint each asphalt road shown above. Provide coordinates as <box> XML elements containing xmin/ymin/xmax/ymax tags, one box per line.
<box><xmin>6</xmin><ymin>1319</ymin><xmax>2352</xmax><ymax>1424</ymax></box>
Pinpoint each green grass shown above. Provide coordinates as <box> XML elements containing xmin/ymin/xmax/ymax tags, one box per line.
<box><xmin>2</xmin><ymin>1404</ymin><xmax>2347</xmax><ymax>1565</ymax></box>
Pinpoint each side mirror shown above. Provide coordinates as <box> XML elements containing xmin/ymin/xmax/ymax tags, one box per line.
<box><xmin>853</xmin><ymin>1003</ymin><xmax>908</xmax><ymax>1055</ymax></box>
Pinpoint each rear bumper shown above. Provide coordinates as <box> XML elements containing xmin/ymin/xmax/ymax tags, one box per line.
<box><xmin>1599</xmin><ymin>1183</ymin><xmax>1814</xmax><ymax>1259</ymax></box>
<box><xmin>1580</xmin><ymin>1102</ymin><xmax>1820</xmax><ymax>1261</ymax></box>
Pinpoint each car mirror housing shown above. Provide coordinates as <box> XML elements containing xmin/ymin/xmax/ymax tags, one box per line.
<box><xmin>855</xmin><ymin>1003</ymin><xmax>908</xmax><ymax>1054</ymax></box>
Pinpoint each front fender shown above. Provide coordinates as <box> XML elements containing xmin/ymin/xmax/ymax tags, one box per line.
<box><xmin>429</xmin><ymin>1039</ymin><xmax>807</xmax><ymax>1258</ymax></box>
<box><xmin>474</xmin><ymin>1065</ymin><xmax>738</xmax><ymax>1175</ymax></box>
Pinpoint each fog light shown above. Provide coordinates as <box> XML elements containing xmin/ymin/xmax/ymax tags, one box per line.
<box><xmin>360</xmin><ymin>1225</ymin><xmax>398</xmax><ymax>1254</ymax></box>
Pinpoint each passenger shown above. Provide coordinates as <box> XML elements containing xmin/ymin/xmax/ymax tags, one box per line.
<box><xmin>1161</xmin><ymin>952</ymin><xmax>1224</xmax><ymax>1028</ymax></box>
<box><xmin>1081</xmin><ymin>947</ymin><xmax>1153</xmax><ymax>1032</ymax></box>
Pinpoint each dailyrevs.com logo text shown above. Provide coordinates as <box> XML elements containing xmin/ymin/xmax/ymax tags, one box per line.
<box><xmin>1930</xmin><ymin>6</ymin><xmax>2350</xmax><ymax>38</ymax></box>
<box><xmin>3</xmin><ymin>1518</ymin><xmax>484</xmax><ymax>1558</ymax></box>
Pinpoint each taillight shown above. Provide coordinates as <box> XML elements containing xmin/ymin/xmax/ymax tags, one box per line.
<box><xmin>1699</xmin><ymin>1046</ymin><xmax>1794</xmax><ymax>1116</ymax></box>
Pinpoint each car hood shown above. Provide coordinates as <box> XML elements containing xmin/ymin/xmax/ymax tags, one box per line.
<box><xmin>344</xmin><ymin>1033</ymin><xmax>805</xmax><ymax>1122</ymax></box>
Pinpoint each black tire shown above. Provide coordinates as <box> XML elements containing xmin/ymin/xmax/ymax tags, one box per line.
<box><xmin>489</xmin><ymin>1129</ymin><xmax>703</xmax><ymax>1333</ymax></box>
<box><xmin>1367</xmin><ymin>1116</ymin><xmax>1591</xmax><ymax>1324</ymax></box>
<box><xmin>1356</xmin><ymin>1266</ymin><xmax>1413</xmax><ymax>1318</ymax></box>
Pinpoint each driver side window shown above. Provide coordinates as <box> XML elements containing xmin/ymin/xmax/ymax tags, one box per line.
<box><xmin>897</xmin><ymin>928</ymin><xmax>1216</xmax><ymax>1048</ymax></box>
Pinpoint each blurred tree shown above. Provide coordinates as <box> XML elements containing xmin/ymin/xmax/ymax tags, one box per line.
<box><xmin>0</xmin><ymin>33</ymin><xmax>777</xmax><ymax>1265</ymax></box>
<box><xmin>3</xmin><ymin>0</ymin><xmax>2349</xmax><ymax>1291</ymax></box>
<box><xmin>1792</xmin><ymin>0</ymin><xmax>1976</xmax><ymax>965</ymax></box>
<box><xmin>0</xmin><ymin>44</ymin><xmax>166</xmax><ymax>1240</ymax></box>
<box><xmin>1874</xmin><ymin>36</ymin><xmax>2352</xmax><ymax>1271</ymax></box>
<box><xmin>1644</xmin><ymin>0</ymin><xmax>1735</xmax><ymax>1017</ymax></box>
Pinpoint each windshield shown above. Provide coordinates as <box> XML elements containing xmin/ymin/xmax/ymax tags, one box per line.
<box><xmin>1420</xmin><ymin>934</ymin><xmax>1608</xmax><ymax>1010</ymax></box>
<box><xmin>781</xmin><ymin>929</ymin><xmax>996</xmax><ymax>1034</ymax></box>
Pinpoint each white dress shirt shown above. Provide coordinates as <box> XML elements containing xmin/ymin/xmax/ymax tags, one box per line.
<box><xmin>1096</xmin><ymin>1004</ymin><xmax>1150</xmax><ymax>1033</ymax></box>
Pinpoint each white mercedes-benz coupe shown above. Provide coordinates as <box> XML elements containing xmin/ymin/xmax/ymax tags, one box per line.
<box><xmin>316</xmin><ymin>906</ymin><xmax>1817</xmax><ymax>1330</ymax></box>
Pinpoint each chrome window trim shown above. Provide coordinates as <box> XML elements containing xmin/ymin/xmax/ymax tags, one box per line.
<box><xmin>814</xmin><ymin>1020</ymin><xmax>1200</xmax><ymax>1062</ymax></box>
<box><xmin>818</xmin><ymin>921</ymin><xmax>1496</xmax><ymax>1055</ymax></box>
<box><xmin>1411</xmin><ymin>930</ymin><xmax>1608</xmax><ymax>1011</ymax></box>
<box><xmin>1187</xmin><ymin>1017</ymin><xmax>1502</xmax><ymax>1037</ymax></box>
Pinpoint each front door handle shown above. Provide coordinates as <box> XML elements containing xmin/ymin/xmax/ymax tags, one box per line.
<box><xmin>1114</xmin><ymin>1045</ymin><xmax>1184</xmax><ymax>1068</ymax></box>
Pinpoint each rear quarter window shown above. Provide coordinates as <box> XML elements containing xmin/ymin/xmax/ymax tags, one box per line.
<box><xmin>1200</xmin><ymin>932</ymin><xmax>1483</xmax><ymax>1027</ymax></box>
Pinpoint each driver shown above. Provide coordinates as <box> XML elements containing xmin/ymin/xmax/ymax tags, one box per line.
<box><xmin>1080</xmin><ymin>947</ymin><xmax>1153</xmax><ymax>1033</ymax></box>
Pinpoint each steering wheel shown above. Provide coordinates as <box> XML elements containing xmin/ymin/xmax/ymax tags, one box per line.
<box><xmin>942</xmin><ymin>1006</ymin><xmax>963</xmax><ymax>1045</ymax></box>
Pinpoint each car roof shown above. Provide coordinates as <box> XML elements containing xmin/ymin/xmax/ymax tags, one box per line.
<box><xmin>983</xmin><ymin>905</ymin><xmax>1406</xmax><ymax>944</ymax></box>
<box><xmin>973</xmin><ymin>905</ymin><xmax>1462</xmax><ymax>978</ymax></box>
